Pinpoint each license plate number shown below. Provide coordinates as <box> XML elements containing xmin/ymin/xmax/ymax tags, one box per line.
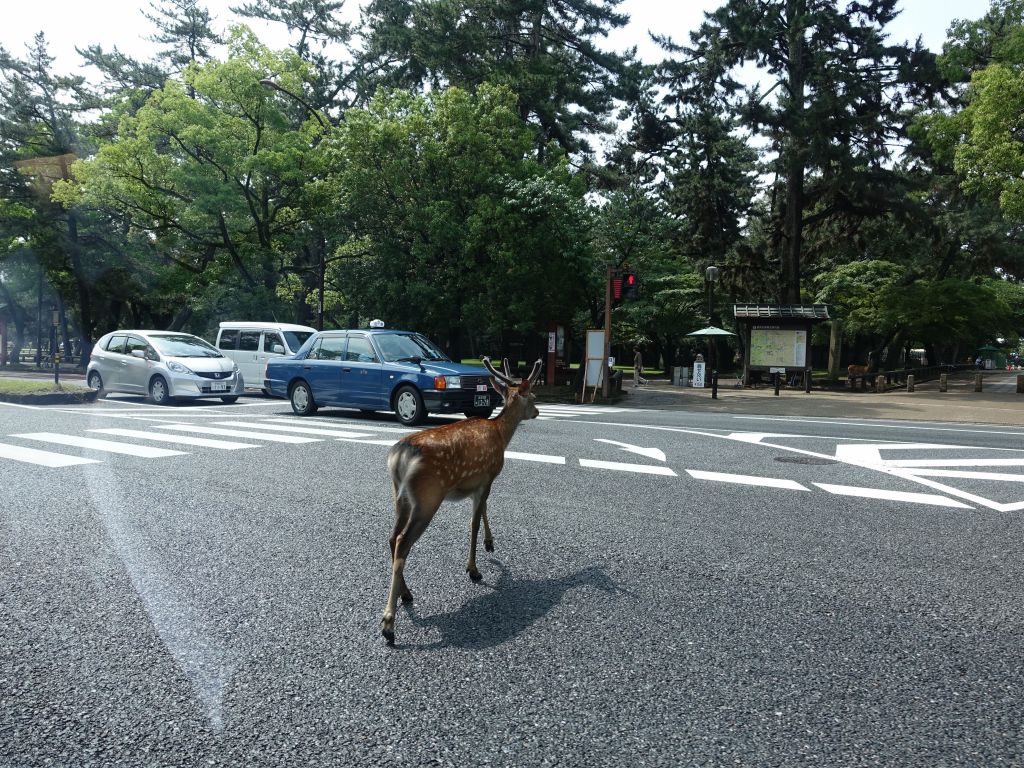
<box><xmin>211</xmin><ymin>382</ymin><xmax>228</xmax><ymax>392</ymax></box>
<box><xmin>474</xmin><ymin>394</ymin><xmax>490</xmax><ymax>407</ymax></box>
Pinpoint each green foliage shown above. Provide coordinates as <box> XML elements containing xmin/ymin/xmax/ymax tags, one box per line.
<box><xmin>325</xmin><ymin>84</ymin><xmax>593</xmax><ymax>343</ymax></box>
<box><xmin>955</xmin><ymin>64</ymin><xmax>1024</xmax><ymax>222</ymax></box>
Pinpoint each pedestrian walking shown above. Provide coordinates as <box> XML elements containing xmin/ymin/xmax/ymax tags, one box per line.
<box><xmin>633</xmin><ymin>347</ymin><xmax>648</xmax><ymax>387</ymax></box>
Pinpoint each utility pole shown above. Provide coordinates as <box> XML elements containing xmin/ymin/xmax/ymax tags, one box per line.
<box><xmin>602</xmin><ymin>264</ymin><xmax>612</xmax><ymax>398</ymax></box>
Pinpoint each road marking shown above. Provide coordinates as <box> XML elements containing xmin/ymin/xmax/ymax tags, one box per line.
<box><xmin>734</xmin><ymin>415</ymin><xmax>1024</xmax><ymax>437</ymax></box>
<box><xmin>263</xmin><ymin>418</ymin><xmax>416</xmax><ymax>434</ymax></box>
<box><xmin>505</xmin><ymin>451</ymin><xmax>566</xmax><ymax>464</ymax></box>
<box><xmin>89</xmin><ymin>428</ymin><xmax>257</xmax><ymax>450</ymax></box>
<box><xmin>0</xmin><ymin>442</ymin><xmax>101</xmax><ymax>467</ymax></box>
<box><xmin>213</xmin><ymin>421</ymin><xmax>375</xmax><ymax>438</ymax></box>
<box><xmin>888</xmin><ymin>458</ymin><xmax>1024</xmax><ymax>468</ymax></box>
<box><xmin>579</xmin><ymin>459</ymin><xmax>677</xmax><ymax>476</ymax></box>
<box><xmin>593</xmin><ymin>439</ymin><xmax>666</xmax><ymax>462</ymax></box>
<box><xmin>336</xmin><ymin>437</ymin><xmax>399</xmax><ymax>446</ymax></box>
<box><xmin>686</xmin><ymin>469</ymin><xmax>808</xmax><ymax>490</ymax></box>
<box><xmin>814</xmin><ymin>483</ymin><xmax>973</xmax><ymax>508</ymax></box>
<box><xmin>154</xmin><ymin>425</ymin><xmax>320</xmax><ymax>443</ymax></box>
<box><xmin>902</xmin><ymin>469</ymin><xmax>1024</xmax><ymax>482</ymax></box>
<box><xmin>12</xmin><ymin>433</ymin><xmax>186</xmax><ymax>458</ymax></box>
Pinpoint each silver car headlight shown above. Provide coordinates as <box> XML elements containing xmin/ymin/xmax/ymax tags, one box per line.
<box><xmin>445</xmin><ymin>376</ymin><xmax>462</xmax><ymax>388</ymax></box>
<box><xmin>166</xmin><ymin>361</ymin><xmax>194</xmax><ymax>375</ymax></box>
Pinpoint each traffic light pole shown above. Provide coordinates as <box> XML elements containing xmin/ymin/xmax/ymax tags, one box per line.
<box><xmin>603</xmin><ymin>264</ymin><xmax>612</xmax><ymax>399</ymax></box>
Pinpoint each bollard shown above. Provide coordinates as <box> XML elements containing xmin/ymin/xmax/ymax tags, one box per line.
<box><xmin>1017</xmin><ymin>374</ymin><xmax>1023</xmax><ymax>394</ymax></box>
<box><xmin>875</xmin><ymin>372</ymin><xmax>886</xmax><ymax>394</ymax></box>
<box><xmin>711</xmin><ymin>371</ymin><xmax>718</xmax><ymax>399</ymax></box>
<box><xmin>773</xmin><ymin>373</ymin><xmax>780</xmax><ymax>396</ymax></box>
<box><xmin>975</xmin><ymin>373</ymin><xmax>983</xmax><ymax>392</ymax></box>
<box><xmin>906</xmin><ymin>374</ymin><xmax>914</xmax><ymax>393</ymax></box>
<box><xmin>804</xmin><ymin>368</ymin><xmax>811</xmax><ymax>394</ymax></box>
<box><xmin>940</xmin><ymin>373</ymin><xmax>947</xmax><ymax>392</ymax></box>
<box><xmin>54</xmin><ymin>353</ymin><xmax>61</xmax><ymax>387</ymax></box>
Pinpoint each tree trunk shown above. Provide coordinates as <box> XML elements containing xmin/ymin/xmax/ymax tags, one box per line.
<box><xmin>782</xmin><ymin>0</ymin><xmax>806</xmax><ymax>305</ymax></box>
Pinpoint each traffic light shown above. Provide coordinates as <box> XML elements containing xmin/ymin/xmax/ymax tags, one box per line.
<box><xmin>623</xmin><ymin>272</ymin><xmax>639</xmax><ymax>299</ymax></box>
<box><xmin>611</xmin><ymin>276</ymin><xmax>623</xmax><ymax>300</ymax></box>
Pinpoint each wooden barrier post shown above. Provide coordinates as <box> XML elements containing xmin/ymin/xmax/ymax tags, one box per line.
<box><xmin>975</xmin><ymin>373</ymin><xmax>983</xmax><ymax>392</ymax></box>
<box><xmin>940</xmin><ymin>373</ymin><xmax>948</xmax><ymax>392</ymax></box>
<box><xmin>1017</xmin><ymin>374</ymin><xmax>1023</xmax><ymax>394</ymax></box>
<box><xmin>907</xmin><ymin>374</ymin><xmax>914</xmax><ymax>393</ymax></box>
<box><xmin>875</xmin><ymin>372</ymin><xmax>886</xmax><ymax>394</ymax></box>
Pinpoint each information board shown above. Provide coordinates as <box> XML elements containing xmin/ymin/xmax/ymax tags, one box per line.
<box><xmin>749</xmin><ymin>328</ymin><xmax>807</xmax><ymax>369</ymax></box>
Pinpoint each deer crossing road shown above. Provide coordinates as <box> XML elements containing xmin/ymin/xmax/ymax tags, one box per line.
<box><xmin>2</xmin><ymin>398</ymin><xmax>1023</xmax><ymax>513</ymax></box>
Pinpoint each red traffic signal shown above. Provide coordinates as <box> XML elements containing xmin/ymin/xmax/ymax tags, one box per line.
<box><xmin>612</xmin><ymin>276</ymin><xmax>623</xmax><ymax>299</ymax></box>
<box><xmin>623</xmin><ymin>272</ymin><xmax>638</xmax><ymax>299</ymax></box>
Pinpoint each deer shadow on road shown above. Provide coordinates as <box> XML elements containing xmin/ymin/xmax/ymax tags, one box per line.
<box><xmin>401</xmin><ymin>561</ymin><xmax>619</xmax><ymax>651</ymax></box>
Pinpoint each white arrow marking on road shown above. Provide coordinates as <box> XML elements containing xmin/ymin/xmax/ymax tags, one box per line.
<box><xmin>686</xmin><ymin>469</ymin><xmax>808</xmax><ymax>490</ymax></box>
<box><xmin>594</xmin><ymin>439</ymin><xmax>666</xmax><ymax>462</ymax></box>
<box><xmin>505</xmin><ymin>451</ymin><xmax>566</xmax><ymax>464</ymax></box>
<box><xmin>814</xmin><ymin>483</ymin><xmax>973</xmax><ymax>509</ymax></box>
<box><xmin>580</xmin><ymin>459</ymin><xmax>677</xmax><ymax>476</ymax></box>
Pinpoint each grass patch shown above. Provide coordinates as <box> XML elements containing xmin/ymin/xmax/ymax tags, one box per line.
<box><xmin>0</xmin><ymin>378</ymin><xmax>89</xmax><ymax>395</ymax></box>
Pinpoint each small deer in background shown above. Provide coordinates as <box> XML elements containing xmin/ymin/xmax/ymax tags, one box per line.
<box><xmin>847</xmin><ymin>354</ymin><xmax>878</xmax><ymax>385</ymax></box>
<box><xmin>381</xmin><ymin>356</ymin><xmax>543</xmax><ymax>645</ymax></box>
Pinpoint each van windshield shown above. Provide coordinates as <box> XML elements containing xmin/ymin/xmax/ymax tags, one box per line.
<box><xmin>284</xmin><ymin>331</ymin><xmax>313</xmax><ymax>351</ymax></box>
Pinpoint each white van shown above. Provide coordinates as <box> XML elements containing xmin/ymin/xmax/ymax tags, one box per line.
<box><xmin>215</xmin><ymin>322</ymin><xmax>317</xmax><ymax>393</ymax></box>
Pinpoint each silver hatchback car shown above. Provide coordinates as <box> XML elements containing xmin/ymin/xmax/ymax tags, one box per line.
<box><xmin>87</xmin><ymin>330</ymin><xmax>244</xmax><ymax>404</ymax></box>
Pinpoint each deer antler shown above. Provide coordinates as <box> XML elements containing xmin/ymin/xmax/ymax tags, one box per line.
<box><xmin>483</xmin><ymin>356</ymin><xmax>517</xmax><ymax>385</ymax></box>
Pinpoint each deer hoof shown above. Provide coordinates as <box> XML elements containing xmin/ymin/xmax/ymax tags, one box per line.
<box><xmin>484</xmin><ymin>540</ymin><xmax>494</xmax><ymax>553</ymax></box>
<box><xmin>382</xmin><ymin>628</ymin><xmax>395</xmax><ymax>646</ymax></box>
<box><xmin>400</xmin><ymin>591</ymin><xmax>414</xmax><ymax>604</ymax></box>
<box><xmin>468</xmin><ymin>569</ymin><xmax>483</xmax><ymax>582</ymax></box>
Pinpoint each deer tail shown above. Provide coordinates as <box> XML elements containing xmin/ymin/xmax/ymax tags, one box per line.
<box><xmin>388</xmin><ymin>441</ymin><xmax>422</xmax><ymax>501</ymax></box>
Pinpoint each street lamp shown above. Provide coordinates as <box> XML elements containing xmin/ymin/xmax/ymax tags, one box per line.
<box><xmin>705</xmin><ymin>265</ymin><xmax>720</xmax><ymax>390</ymax></box>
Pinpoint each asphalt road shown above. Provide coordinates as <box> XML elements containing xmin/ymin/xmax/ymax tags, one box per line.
<box><xmin>2</xmin><ymin>395</ymin><xmax>1023</xmax><ymax>766</ymax></box>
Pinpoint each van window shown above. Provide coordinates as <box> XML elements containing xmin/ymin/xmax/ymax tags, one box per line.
<box><xmin>284</xmin><ymin>330</ymin><xmax>313</xmax><ymax>351</ymax></box>
<box><xmin>263</xmin><ymin>333</ymin><xmax>285</xmax><ymax>353</ymax></box>
<box><xmin>239</xmin><ymin>331</ymin><xmax>260</xmax><ymax>351</ymax></box>
<box><xmin>219</xmin><ymin>330</ymin><xmax>239</xmax><ymax>350</ymax></box>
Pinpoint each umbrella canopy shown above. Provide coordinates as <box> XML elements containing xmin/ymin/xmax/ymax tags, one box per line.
<box><xmin>976</xmin><ymin>344</ymin><xmax>1000</xmax><ymax>353</ymax></box>
<box><xmin>687</xmin><ymin>325</ymin><xmax>736</xmax><ymax>337</ymax></box>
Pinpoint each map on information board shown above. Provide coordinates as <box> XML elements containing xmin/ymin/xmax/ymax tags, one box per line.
<box><xmin>749</xmin><ymin>328</ymin><xmax>806</xmax><ymax>368</ymax></box>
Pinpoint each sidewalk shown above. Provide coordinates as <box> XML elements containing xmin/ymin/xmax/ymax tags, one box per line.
<box><xmin>620</xmin><ymin>371</ymin><xmax>1024</xmax><ymax>426</ymax></box>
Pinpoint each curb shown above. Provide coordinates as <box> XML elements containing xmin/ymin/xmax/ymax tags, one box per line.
<box><xmin>0</xmin><ymin>390</ymin><xmax>98</xmax><ymax>406</ymax></box>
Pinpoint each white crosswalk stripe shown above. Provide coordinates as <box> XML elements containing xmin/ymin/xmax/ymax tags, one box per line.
<box><xmin>214</xmin><ymin>421</ymin><xmax>375</xmax><ymax>438</ymax></box>
<box><xmin>12</xmin><ymin>433</ymin><xmax>186</xmax><ymax>458</ymax></box>
<box><xmin>153</xmin><ymin>424</ymin><xmax>320</xmax><ymax>443</ymax></box>
<box><xmin>0</xmin><ymin>442</ymin><xmax>100</xmax><ymax>467</ymax></box>
<box><xmin>89</xmin><ymin>428</ymin><xmax>257</xmax><ymax>450</ymax></box>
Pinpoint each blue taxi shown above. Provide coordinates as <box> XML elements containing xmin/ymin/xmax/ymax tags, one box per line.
<box><xmin>264</xmin><ymin>328</ymin><xmax>500</xmax><ymax>425</ymax></box>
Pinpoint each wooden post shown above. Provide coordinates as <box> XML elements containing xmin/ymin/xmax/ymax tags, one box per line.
<box><xmin>975</xmin><ymin>373</ymin><xmax>983</xmax><ymax>392</ymax></box>
<box><xmin>1017</xmin><ymin>374</ymin><xmax>1023</xmax><ymax>394</ymax></box>
<box><xmin>827</xmin><ymin>319</ymin><xmax>842</xmax><ymax>379</ymax></box>
<box><xmin>875</xmin><ymin>372</ymin><xmax>886</xmax><ymax>393</ymax></box>
<box><xmin>940</xmin><ymin>373</ymin><xmax>948</xmax><ymax>392</ymax></box>
<box><xmin>907</xmin><ymin>374</ymin><xmax>914</xmax><ymax>393</ymax></box>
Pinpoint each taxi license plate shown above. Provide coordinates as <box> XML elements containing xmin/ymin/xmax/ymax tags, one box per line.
<box><xmin>474</xmin><ymin>394</ymin><xmax>489</xmax><ymax>407</ymax></box>
<box><xmin>211</xmin><ymin>382</ymin><xmax>228</xmax><ymax>392</ymax></box>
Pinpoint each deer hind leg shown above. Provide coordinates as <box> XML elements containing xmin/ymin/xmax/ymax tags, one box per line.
<box><xmin>382</xmin><ymin>501</ymin><xmax>436</xmax><ymax>646</ymax></box>
<box><xmin>388</xmin><ymin>494</ymin><xmax>414</xmax><ymax>604</ymax></box>
<box><xmin>466</xmin><ymin>483</ymin><xmax>493</xmax><ymax>582</ymax></box>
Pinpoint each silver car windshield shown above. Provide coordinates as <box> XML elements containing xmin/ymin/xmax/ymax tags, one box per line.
<box><xmin>375</xmin><ymin>333</ymin><xmax>449</xmax><ymax>362</ymax></box>
<box><xmin>149</xmin><ymin>335</ymin><xmax>223</xmax><ymax>358</ymax></box>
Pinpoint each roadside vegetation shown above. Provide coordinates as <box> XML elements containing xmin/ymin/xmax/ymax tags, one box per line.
<box><xmin>2</xmin><ymin>0</ymin><xmax>1024</xmax><ymax>373</ymax></box>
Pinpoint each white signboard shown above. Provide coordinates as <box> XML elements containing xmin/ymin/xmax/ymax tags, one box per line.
<box><xmin>750</xmin><ymin>328</ymin><xmax>807</xmax><ymax>369</ymax></box>
<box><xmin>548</xmin><ymin>332</ymin><xmax>556</xmax><ymax>353</ymax></box>
<box><xmin>692</xmin><ymin>361</ymin><xmax>705</xmax><ymax>388</ymax></box>
<box><xmin>584</xmin><ymin>329</ymin><xmax>606</xmax><ymax>386</ymax></box>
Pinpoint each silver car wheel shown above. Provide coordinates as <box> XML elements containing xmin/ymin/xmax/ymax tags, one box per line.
<box><xmin>149</xmin><ymin>376</ymin><xmax>171</xmax><ymax>405</ymax></box>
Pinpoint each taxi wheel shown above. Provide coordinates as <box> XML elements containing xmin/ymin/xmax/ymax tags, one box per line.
<box><xmin>290</xmin><ymin>381</ymin><xmax>318</xmax><ymax>416</ymax></box>
<box><xmin>394</xmin><ymin>386</ymin><xmax>426</xmax><ymax>426</ymax></box>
